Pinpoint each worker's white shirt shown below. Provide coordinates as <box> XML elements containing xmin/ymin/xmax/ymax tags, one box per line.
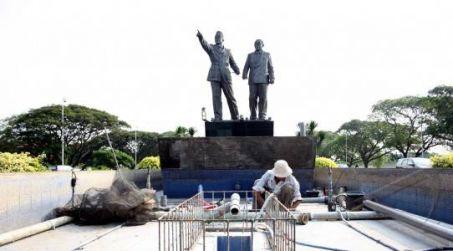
<box><xmin>252</xmin><ymin>170</ymin><xmax>302</xmax><ymax>203</ymax></box>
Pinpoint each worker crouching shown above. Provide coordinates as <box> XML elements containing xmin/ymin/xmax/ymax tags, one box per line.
<box><xmin>253</xmin><ymin>160</ymin><xmax>302</xmax><ymax>209</ymax></box>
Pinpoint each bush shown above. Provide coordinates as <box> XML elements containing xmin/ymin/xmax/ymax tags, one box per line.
<box><xmin>91</xmin><ymin>147</ymin><xmax>135</xmax><ymax>169</ymax></box>
<box><xmin>138</xmin><ymin>156</ymin><xmax>160</xmax><ymax>170</ymax></box>
<box><xmin>0</xmin><ymin>152</ymin><xmax>47</xmax><ymax>172</ymax></box>
<box><xmin>431</xmin><ymin>153</ymin><xmax>453</xmax><ymax>168</ymax></box>
<box><xmin>315</xmin><ymin>157</ymin><xmax>338</xmax><ymax>168</ymax></box>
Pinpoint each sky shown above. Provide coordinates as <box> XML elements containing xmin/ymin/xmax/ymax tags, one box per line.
<box><xmin>0</xmin><ymin>0</ymin><xmax>452</xmax><ymax>136</ymax></box>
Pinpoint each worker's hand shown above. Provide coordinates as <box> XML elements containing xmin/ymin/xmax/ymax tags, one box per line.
<box><xmin>242</xmin><ymin>75</ymin><xmax>247</xmax><ymax>80</ymax></box>
<box><xmin>290</xmin><ymin>200</ymin><xmax>302</xmax><ymax>210</ymax></box>
<box><xmin>235</xmin><ymin>70</ymin><xmax>240</xmax><ymax>75</ymax></box>
<box><xmin>269</xmin><ymin>78</ymin><xmax>275</xmax><ymax>84</ymax></box>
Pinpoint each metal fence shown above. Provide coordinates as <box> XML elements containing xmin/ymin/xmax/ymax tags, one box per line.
<box><xmin>261</xmin><ymin>193</ymin><xmax>296</xmax><ymax>251</ymax></box>
<box><xmin>158</xmin><ymin>190</ymin><xmax>296</xmax><ymax>251</ymax></box>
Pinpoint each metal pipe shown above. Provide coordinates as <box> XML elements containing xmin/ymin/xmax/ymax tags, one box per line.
<box><xmin>0</xmin><ymin>216</ymin><xmax>73</xmax><ymax>246</ymax></box>
<box><xmin>230</xmin><ymin>193</ymin><xmax>240</xmax><ymax>215</ymax></box>
<box><xmin>209</xmin><ymin>202</ymin><xmax>231</xmax><ymax>218</ymax></box>
<box><xmin>301</xmin><ymin>196</ymin><xmax>327</xmax><ymax>203</ymax></box>
<box><xmin>364</xmin><ymin>200</ymin><xmax>453</xmax><ymax>241</ymax></box>
<box><xmin>310</xmin><ymin>211</ymin><xmax>386</xmax><ymax>221</ymax></box>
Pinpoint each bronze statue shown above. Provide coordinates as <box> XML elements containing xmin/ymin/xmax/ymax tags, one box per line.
<box><xmin>197</xmin><ymin>30</ymin><xmax>240</xmax><ymax>121</ymax></box>
<box><xmin>242</xmin><ymin>39</ymin><xmax>274</xmax><ymax>120</ymax></box>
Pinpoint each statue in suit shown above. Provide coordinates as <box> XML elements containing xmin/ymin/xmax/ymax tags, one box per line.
<box><xmin>197</xmin><ymin>30</ymin><xmax>240</xmax><ymax>121</ymax></box>
<box><xmin>242</xmin><ymin>39</ymin><xmax>274</xmax><ymax>120</ymax></box>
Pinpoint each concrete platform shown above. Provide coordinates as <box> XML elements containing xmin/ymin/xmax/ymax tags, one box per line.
<box><xmin>3</xmin><ymin>203</ymin><xmax>452</xmax><ymax>251</ymax></box>
<box><xmin>3</xmin><ymin>219</ymin><xmax>451</xmax><ymax>250</ymax></box>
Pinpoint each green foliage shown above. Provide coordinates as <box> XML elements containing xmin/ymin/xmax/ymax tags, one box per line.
<box><xmin>301</xmin><ymin>120</ymin><xmax>327</xmax><ymax>149</ymax></box>
<box><xmin>426</xmin><ymin>85</ymin><xmax>453</xmax><ymax>145</ymax></box>
<box><xmin>160</xmin><ymin>126</ymin><xmax>197</xmax><ymax>138</ymax></box>
<box><xmin>138</xmin><ymin>156</ymin><xmax>161</xmax><ymax>170</ymax></box>
<box><xmin>319</xmin><ymin>133</ymin><xmax>361</xmax><ymax>167</ymax></box>
<box><xmin>370</xmin><ymin>154</ymin><xmax>391</xmax><ymax>168</ymax></box>
<box><xmin>85</xmin><ymin>129</ymin><xmax>159</xmax><ymax>164</ymax></box>
<box><xmin>0</xmin><ymin>152</ymin><xmax>47</xmax><ymax>172</ymax></box>
<box><xmin>338</xmin><ymin>120</ymin><xmax>390</xmax><ymax>168</ymax></box>
<box><xmin>371</xmin><ymin>96</ymin><xmax>439</xmax><ymax>157</ymax></box>
<box><xmin>90</xmin><ymin>147</ymin><xmax>134</xmax><ymax>169</ymax></box>
<box><xmin>315</xmin><ymin>157</ymin><xmax>338</xmax><ymax>168</ymax></box>
<box><xmin>0</xmin><ymin>104</ymin><xmax>128</xmax><ymax>166</ymax></box>
<box><xmin>431</xmin><ymin>153</ymin><xmax>453</xmax><ymax>168</ymax></box>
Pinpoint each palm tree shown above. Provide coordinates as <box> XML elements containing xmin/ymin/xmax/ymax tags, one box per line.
<box><xmin>188</xmin><ymin>127</ymin><xmax>196</xmax><ymax>137</ymax></box>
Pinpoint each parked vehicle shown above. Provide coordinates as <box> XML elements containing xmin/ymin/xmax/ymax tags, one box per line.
<box><xmin>50</xmin><ymin>165</ymin><xmax>73</xmax><ymax>171</ymax></box>
<box><xmin>396</xmin><ymin>158</ymin><xmax>432</xmax><ymax>169</ymax></box>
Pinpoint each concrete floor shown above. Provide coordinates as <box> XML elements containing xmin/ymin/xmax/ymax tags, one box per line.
<box><xmin>2</xmin><ymin>203</ymin><xmax>453</xmax><ymax>251</ymax></box>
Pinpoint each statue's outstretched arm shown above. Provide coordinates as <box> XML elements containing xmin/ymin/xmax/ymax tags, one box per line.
<box><xmin>196</xmin><ymin>30</ymin><xmax>211</xmax><ymax>54</ymax></box>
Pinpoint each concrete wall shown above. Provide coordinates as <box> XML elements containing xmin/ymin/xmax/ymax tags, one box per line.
<box><xmin>162</xmin><ymin>169</ymin><xmax>314</xmax><ymax>198</ymax></box>
<box><xmin>0</xmin><ymin>170</ymin><xmax>161</xmax><ymax>234</ymax></box>
<box><xmin>313</xmin><ymin>168</ymin><xmax>453</xmax><ymax>224</ymax></box>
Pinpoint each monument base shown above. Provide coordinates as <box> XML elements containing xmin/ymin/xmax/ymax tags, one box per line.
<box><xmin>158</xmin><ymin>136</ymin><xmax>315</xmax><ymax>170</ymax></box>
<box><xmin>205</xmin><ymin>120</ymin><xmax>273</xmax><ymax>137</ymax></box>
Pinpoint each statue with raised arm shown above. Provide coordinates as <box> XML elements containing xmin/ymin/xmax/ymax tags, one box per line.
<box><xmin>243</xmin><ymin>39</ymin><xmax>274</xmax><ymax>120</ymax></box>
<box><xmin>196</xmin><ymin>30</ymin><xmax>240</xmax><ymax>121</ymax></box>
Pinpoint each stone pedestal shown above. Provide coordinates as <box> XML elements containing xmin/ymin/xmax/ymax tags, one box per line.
<box><xmin>205</xmin><ymin>120</ymin><xmax>273</xmax><ymax>137</ymax></box>
<box><xmin>159</xmin><ymin>136</ymin><xmax>315</xmax><ymax>169</ymax></box>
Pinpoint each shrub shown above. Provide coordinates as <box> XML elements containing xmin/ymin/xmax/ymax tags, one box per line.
<box><xmin>431</xmin><ymin>153</ymin><xmax>453</xmax><ymax>168</ymax></box>
<box><xmin>315</xmin><ymin>157</ymin><xmax>338</xmax><ymax>168</ymax></box>
<box><xmin>0</xmin><ymin>152</ymin><xmax>47</xmax><ymax>172</ymax></box>
<box><xmin>91</xmin><ymin>147</ymin><xmax>135</xmax><ymax>169</ymax></box>
<box><xmin>138</xmin><ymin>156</ymin><xmax>160</xmax><ymax>170</ymax></box>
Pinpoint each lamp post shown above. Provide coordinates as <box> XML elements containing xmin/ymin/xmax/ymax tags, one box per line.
<box><xmin>345</xmin><ymin>132</ymin><xmax>348</xmax><ymax>167</ymax></box>
<box><xmin>61</xmin><ymin>98</ymin><xmax>66</xmax><ymax>166</ymax></box>
<box><xmin>134</xmin><ymin>130</ymin><xmax>138</xmax><ymax>168</ymax></box>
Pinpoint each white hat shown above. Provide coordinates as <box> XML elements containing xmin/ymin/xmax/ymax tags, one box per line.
<box><xmin>272</xmin><ymin>160</ymin><xmax>292</xmax><ymax>178</ymax></box>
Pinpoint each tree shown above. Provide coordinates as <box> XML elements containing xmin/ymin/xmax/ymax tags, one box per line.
<box><xmin>138</xmin><ymin>156</ymin><xmax>161</xmax><ymax>169</ymax></box>
<box><xmin>160</xmin><ymin>126</ymin><xmax>196</xmax><ymax>138</ymax></box>
<box><xmin>0</xmin><ymin>104</ymin><xmax>128</xmax><ymax>166</ymax></box>
<box><xmin>338</xmin><ymin>120</ymin><xmax>390</xmax><ymax>168</ymax></box>
<box><xmin>85</xmin><ymin>129</ymin><xmax>159</xmax><ymax>164</ymax></box>
<box><xmin>426</xmin><ymin>85</ymin><xmax>453</xmax><ymax>145</ymax></box>
<box><xmin>89</xmin><ymin>146</ymin><xmax>134</xmax><ymax>169</ymax></box>
<box><xmin>319</xmin><ymin>133</ymin><xmax>361</xmax><ymax>167</ymax></box>
<box><xmin>188</xmin><ymin>127</ymin><xmax>197</xmax><ymax>137</ymax></box>
<box><xmin>303</xmin><ymin>120</ymin><xmax>327</xmax><ymax>150</ymax></box>
<box><xmin>372</xmin><ymin>96</ymin><xmax>439</xmax><ymax>157</ymax></box>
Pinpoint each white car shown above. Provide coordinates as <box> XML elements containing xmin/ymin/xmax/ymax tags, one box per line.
<box><xmin>50</xmin><ymin>165</ymin><xmax>74</xmax><ymax>171</ymax></box>
<box><xmin>396</xmin><ymin>158</ymin><xmax>432</xmax><ymax>169</ymax></box>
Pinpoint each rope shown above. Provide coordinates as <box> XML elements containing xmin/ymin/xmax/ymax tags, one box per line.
<box><xmin>337</xmin><ymin>208</ymin><xmax>399</xmax><ymax>251</ymax></box>
<box><xmin>72</xmin><ymin>223</ymin><xmax>125</xmax><ymax>250</ymax></box>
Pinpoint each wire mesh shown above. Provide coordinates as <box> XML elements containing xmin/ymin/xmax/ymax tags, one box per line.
<box><xmin>261</xmin><ymin>192</ymin><xmax>296</xmax><ymax>251</ymax></box>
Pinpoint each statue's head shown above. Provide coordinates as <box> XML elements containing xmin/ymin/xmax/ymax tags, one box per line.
<box><xmin>254</xmin><ymin>39</ymin><xmax>264</xmax><ymax>51</ymax></box>
<box><xmin>215</xmin><ymin>31</ymin><xmax>224</xmax><ymax>45</ymax></box>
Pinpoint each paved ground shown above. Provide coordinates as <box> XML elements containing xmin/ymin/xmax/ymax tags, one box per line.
<box><xmin>2</xmin><ymin>203</ymin><xmax>452</xmax><ymax>250</ymax></box>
